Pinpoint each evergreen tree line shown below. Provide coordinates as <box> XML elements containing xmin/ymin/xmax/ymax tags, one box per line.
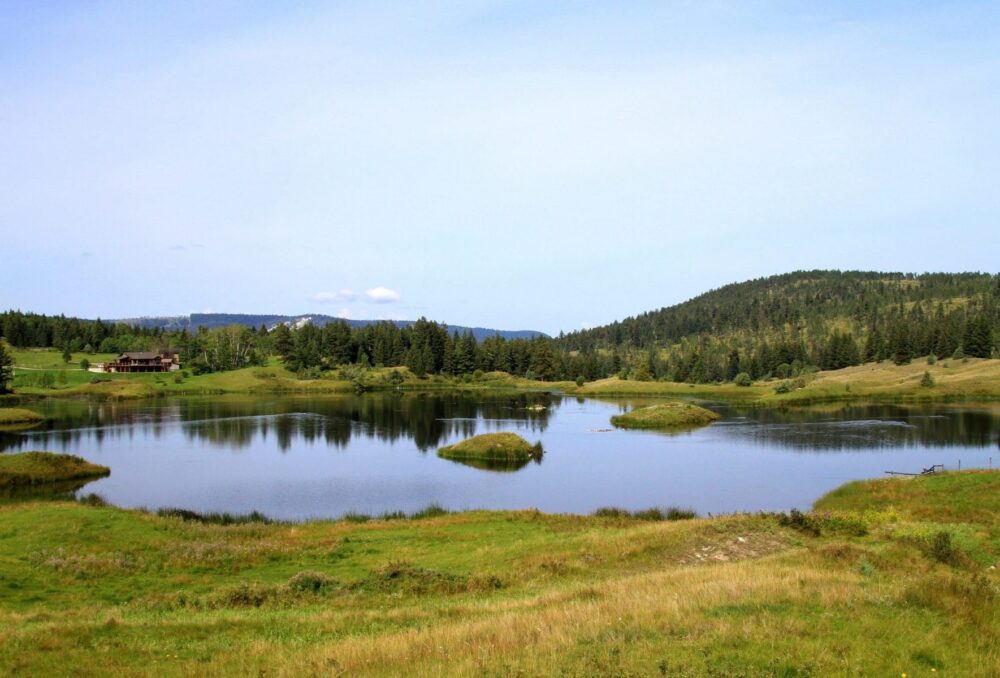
<box><xmin>273</xmin><ymin>317</ymin><xmax>615</xmax><ymax>381</ymax></box>
<box><xmin>2</xmin><ymin>270</ymin><xmax>997</xmax><ymax>385</ymax></box>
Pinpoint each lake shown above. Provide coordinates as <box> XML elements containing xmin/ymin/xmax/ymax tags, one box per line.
<box><xmin>2</xmin><ymin>393</ymin><xmax>998</xmax><ymax>520</ymax></box>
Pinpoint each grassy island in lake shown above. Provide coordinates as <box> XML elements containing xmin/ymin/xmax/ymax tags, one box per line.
<box><xmin>610</xmin><ymin>401</ymin><xmax>721</xmax><ymax>430</ymax></box>
<box><xmin>438</xmin><ymin>432</ymin><xmax>543</xmax><ymax>464</ymax></box>
<box><xmin>0</xmin><ymin>408</ymin><xmax>44</xmax><ymax>427</ymax></box>
<box><xmin>0</xmin><ymin>452</ymin><xmax>110</xmax><ymax>487</ymax></box>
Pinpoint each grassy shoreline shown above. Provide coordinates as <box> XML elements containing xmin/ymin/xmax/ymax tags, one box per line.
<box><xmin>5</xmin><ymin>347</ymin><xmax>1000</xmax><ymax>406</ymax></box>
<box><xmin>0</xmin><ymin>470</ymin><xmax>997</xmax><ymax>675</ymax></box>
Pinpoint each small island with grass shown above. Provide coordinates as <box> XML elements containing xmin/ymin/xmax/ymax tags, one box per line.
<box><xmin>0</xmin><ymin>452</ymin><xmax>110</xmax><ymax>487</ymax></box>
<box><xmin>0</xmin><ymin>408</ymin><xmax>44</xmax><ymax>427</ymax></box>
<box><xmin>437</xmin><ymin>432</ymin><xmax>543</xmax><ymax>465</ymax></box>
<box><xmin>610</xmin><ymin>401</ymin><xmax>720</xmax><ymax>430</ymax></box>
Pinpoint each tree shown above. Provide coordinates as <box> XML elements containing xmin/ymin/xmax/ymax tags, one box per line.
<box><xmin>272</xmin><ymin>323</ymin><xmax>294</xmax><ymax>358</ymax></box>
<box><xmin>920</xmin><ymin>371</ymin><xmax>935</xmax><ymax>388</ymax></box>
<box><xmin>62</xmin><ymin>344</ymin><xmax>72</xmax><ymax>364</ymax></box>
<box><xmin>962</xmin><ymin>312</ymin><xmax>993</xmax><ymax>358</ymax></box>
<box><xmin>0</xmin><ymin>343</ymin><xmax>13</xmax><ymax>394</ymax></box>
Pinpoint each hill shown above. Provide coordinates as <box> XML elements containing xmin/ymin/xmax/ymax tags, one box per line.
<box><xmin>559</xmin><ymin>270</ymin><xmax>998</xmax><ymax>383</ymax></box>
<box><xmin>113</xmin><ymin>313</ymin><xmax>546</xmax><ymax>342</ymax></box>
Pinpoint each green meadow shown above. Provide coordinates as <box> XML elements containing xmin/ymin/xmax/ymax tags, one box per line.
<box><xmin>0</xmin><ymin>471</ymin><xmax>997</xmax><ymax>675</ymax></box>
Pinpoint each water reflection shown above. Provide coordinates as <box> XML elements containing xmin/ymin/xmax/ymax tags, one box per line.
<box><xmin>1</xmin><ymin>395</ymin><xmax>998</xmax><ymax>519</ymax></box>
<box><xmin>1</xmin><ymin>393</ymin><xmax>556</xmax><ymax>454</ymax></box>
<box><xmin>712</xmin><ymin>403</ymin><xmax>1000</xmax><ymax>451</ymax></box>
<box><xmin>439</xmin><ymin>456</ymin><xmax>540</xmax><ymax>473</ymax></box>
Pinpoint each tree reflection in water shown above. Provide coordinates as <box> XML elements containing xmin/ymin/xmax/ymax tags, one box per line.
<box><xmin>1</xmin><ymin>393</ymin><xmax>556</xmax><ymax>453</ymax></box>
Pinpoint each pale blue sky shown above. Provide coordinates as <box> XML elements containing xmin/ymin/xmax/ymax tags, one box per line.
<box><xmin>2</xmin><ymin>1</ymin><xmax>998</xmax><ymax>334</ymax></box>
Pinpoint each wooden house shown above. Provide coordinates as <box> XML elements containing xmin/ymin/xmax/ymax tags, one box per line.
<box><xmin>104</xmin><ymin>349</ymin><xmax>181</xmax><ymax>373</ymax></box>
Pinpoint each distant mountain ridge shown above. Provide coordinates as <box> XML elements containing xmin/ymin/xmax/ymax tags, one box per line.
<box><xmin>114</xmin><ymin>313</ymin><xmax>548</xmax><ymax>342</ymax></box>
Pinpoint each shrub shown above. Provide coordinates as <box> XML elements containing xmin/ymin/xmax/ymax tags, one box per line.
<box><xmin>297</xmin><ymin>367</ymin><xmax>323</xmax><ymax>380</ymax></box>
<box><xmin>664</xmin><ymin>506</ymin><xmax>697</xmax><ymax>520</ymax></box>
<box><xmin>920</xmin><ymin>371</ymin><xmax>935</xmax><ymax>388</ymax></box>
<box><xmin>340</xmin><ymin>512</ymin><xmax>372</xmax><ymax>523</ymax></box>
<box><xmin>79</xmin><ymin>358</ymin><xmax>90</xmax><ymax>370</ymax></box>
<box><xmin>410</xmin><ymin>504</ymin><xmax>448</xmax><ymax>520</ymax></box>
<box><xmin>734</xmin><ymin>372</ymin><xmax>752</xmax><ymax>387</ymax></box>
<box><xmin>287</xmin><ymin>571</ymin><xmax>337</xmax><ymax>594</ymax></box>
<box><xmin>575</xmin><ymin>375</ymin><xmax>586</xmax><ymax>387</ymax></box>
<box><xmin>927</xmin><ymin>354</ymin><xmax>937</xmax><ymax>365</ymax></box>
<box><xmin>927</xmin><ymin>530</ymin><xmax>964</xmax><ymax>566</ymax></box>
<box><xmin>773</xmin><ymin>382</ymin><xmax>791</xmax><ymax>394</ymax></box>
<box><xmin>77</xmin><ymin>493</ymin><xmax>109</xmax><ymax>507</ymax></box>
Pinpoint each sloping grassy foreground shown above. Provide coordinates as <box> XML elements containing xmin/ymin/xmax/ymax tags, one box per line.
<box><xmin>0</xmin><ymin>472</ymin><xmax>998</xmax><ymax>676</ymax></box>
<box><xmin>610</xmin><ymin>401</ymin><xmax>720</xmax><ymax>430</ymax></box>
<box><xmin>0</xmin><ymin>452</ymin><xmax>110</xmax><ymax>487</ymax></box>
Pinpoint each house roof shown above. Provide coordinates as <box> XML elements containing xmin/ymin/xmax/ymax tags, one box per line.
<box><xmin>118</xmin><ymin>352</ymin><xmax>161</xmax><ymax>360</ymax></box>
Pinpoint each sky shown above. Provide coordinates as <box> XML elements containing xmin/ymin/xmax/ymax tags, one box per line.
<box><xmin>1</xmin><ymin>1</ymin><xmax>999</xmax><ymax>335</ymax></box>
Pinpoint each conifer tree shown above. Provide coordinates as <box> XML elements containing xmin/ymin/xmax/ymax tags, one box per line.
<box><xmin>0</xmin><ymin>343</ymin><xmax>13</xmax><ymax>394</ymax></box>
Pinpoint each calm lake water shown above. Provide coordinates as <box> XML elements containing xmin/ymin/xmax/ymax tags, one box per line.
<box><xmin>3</xmin><ymin>394</ymin><xmax>998</xmax><ymax>520</ymax></box>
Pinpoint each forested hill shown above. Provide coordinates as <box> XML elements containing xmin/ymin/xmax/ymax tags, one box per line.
<box><xmin>558</xmin><ymin>271</ymin><xmax>999</xmax><ymax>382</ymax></box>
<box><xmin>113</xmin><ymin>314</ymin><xmax>546</xmax><ymax>342</ymax></box>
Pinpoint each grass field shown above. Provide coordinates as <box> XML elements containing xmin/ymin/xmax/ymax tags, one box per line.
<box><xmin>0</xmin><ymin>471</ymin><xmax>997</xmax><ymax>675</ymax></box>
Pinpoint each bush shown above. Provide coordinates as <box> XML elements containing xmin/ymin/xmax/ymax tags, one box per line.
<box><xmin>410</xmin><ymin>504</ymin><xmax>449</xmax><ymax>520</ymax></box>
<box><xmin>927</xmin><ymin>354</ymin><xmax>937</xmax><ymax>365</ymax></box>
<box><xmin>575</xmin><ymin>375</ymin><xmax>586</xmax><ymax>387</ymax></box>
<box><xmin>773</xmin><ymin>382</ymin><xmax>791</xmax><ymax>394</ymax></box>
<box><xmin>920</xmin><ymin>371</ymin><xmax>935</xmax><ymax>388</ymax></box>
<box><xmin>927</xmin><ymin>530</ymin><xmax>964</xmax><ymax>566</ymax></box>
<box><xmin>774</xmin><ymin>363</ymin><xmax>792</xmax><ymax>379</ymax></box>
<box><xmin>79</xmin><ymin>358</ymin><xmax>90</xmax><ymax>370</ymax></box>
<box><xmin>287</xmin><ymin>571</ymin><xmax>338</xmax><ymax>594</ymax></box>
<box><xmin>734</xmin><ymin>372</ymin><xmax>752</xmax><ymax>387</ymax></box>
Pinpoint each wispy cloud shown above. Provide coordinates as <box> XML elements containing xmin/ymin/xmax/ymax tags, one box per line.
<box><xmin>313</xmin><ymin>289</ymin><xmax>356</xmax><ymax>303</ymax></box>
<box><xmin>365</xmin><ymin>286</ymin><xmax>400</xmax><ymax>303</ymax></box>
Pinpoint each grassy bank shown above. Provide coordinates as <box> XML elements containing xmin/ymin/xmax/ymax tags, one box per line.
<box><xmin>0</xmin><ymin>452</ymin><xmax>110</xmax><ymax>487</ymax></box>
<box><xmin>577</xmin><ymin>356</ymin><xmax>1000</xmax><ymax>405</ymax></box>
<box><xmin>0</xmin><ymin>472</ymin><xmax>997</xmax><ymax>675</ymax></box>
<box><xmin>610</xmin><ymin>401</ymin><xmax>721</xmax><ymax>430</ymax></box>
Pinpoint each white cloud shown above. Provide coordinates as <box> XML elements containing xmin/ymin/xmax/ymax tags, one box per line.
<box><xmin>365</xmin><ymin>286</ymin><xmax>400</xmax><ymax>303</ymax></box>
<box><xmin>313</xmin><ymin>289</ymin><xmax>356</xmax><ymax>303</ymax></box>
